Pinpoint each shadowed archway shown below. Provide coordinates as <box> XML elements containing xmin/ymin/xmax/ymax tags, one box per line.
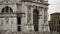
<box><xmin>33</xmin><ymin>9</ymin><xmax>39</xmax><ymax>31</ymax></box>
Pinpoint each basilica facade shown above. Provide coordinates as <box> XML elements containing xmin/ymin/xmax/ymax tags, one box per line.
<box><xmin>0</xmin><ymin>0</ymin><xmax>49</xmax><ymax>33</ymax></box>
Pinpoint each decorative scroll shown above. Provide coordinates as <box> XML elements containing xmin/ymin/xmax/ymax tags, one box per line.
<box><xmin>11</xmin><ymin>18</ymin><xmax>14</xmax><ymax>24</ymax></box>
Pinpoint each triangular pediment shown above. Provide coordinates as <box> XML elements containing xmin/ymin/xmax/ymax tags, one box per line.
<box><xmin>0</xmin><ymin>0</ymin><xmax>15</xmax><ymax>4</ymax></box>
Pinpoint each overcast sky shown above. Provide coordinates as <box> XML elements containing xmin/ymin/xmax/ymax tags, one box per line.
<box><xmin>48</xmin><ymin>0</ymin><xmax>60</xmax><ymax>20</ymax></box>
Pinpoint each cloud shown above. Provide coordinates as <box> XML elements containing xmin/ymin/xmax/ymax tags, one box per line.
<box><xmin>48</xmin><ymin>0</ymin><xmax>60</xmax><ymax>20</ymax></box>
<box><xmin>48</xmin><ymin>0</ymin><xmax>60</xmax><ymax>14</ymax></box>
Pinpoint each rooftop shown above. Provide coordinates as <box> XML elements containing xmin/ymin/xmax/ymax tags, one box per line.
<box><xmin>51</xmin><ymin>12</ymin><xmax>60</xmax><ymax>15</ymax></box>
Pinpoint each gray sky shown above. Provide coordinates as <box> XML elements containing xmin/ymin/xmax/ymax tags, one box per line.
<box><xmin>48</xmin><ymin>0</ymin><xmax>60</xmax><ymax>20</ymax></box>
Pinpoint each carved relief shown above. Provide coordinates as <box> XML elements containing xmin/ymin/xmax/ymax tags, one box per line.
<box><xmin>17</xmin><ymin>4</ymin><xmax>22</xmax><ymax>13</ymax></box>
<box><xmin>44</xmin><ymin>8</ymin><xmax>47</xmax><ymax>23</ymax></box>
<box><xmin>0</xmin><ymin>18</ymin><xmax>3</xmax><ymax>25</ymax></box>
<box><xmin>27</xmin><ymin>6</ymin><xmax>31</xmax><ymax>23</ymax></box>
<box><xmin>5</xmin><ymin>17</ymin><xmax>9</xmax><ymax>24</ymax></box>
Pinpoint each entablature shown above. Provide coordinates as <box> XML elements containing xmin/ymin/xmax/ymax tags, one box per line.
<box><xmin>21</xmin><ymin>0</ymin><xmax>49</xmax><ymax>5</ymax></box>
<box><xmin>24</xmin><ymin>2</ymin><xmax>48</xmax><ymax>8</ymax></box>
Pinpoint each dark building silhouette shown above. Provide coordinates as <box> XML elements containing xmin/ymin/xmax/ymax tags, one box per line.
<box><xmin>49</xmin><ymin>12</ymin><xmax>60</xmax><ymax>33</ymax></box>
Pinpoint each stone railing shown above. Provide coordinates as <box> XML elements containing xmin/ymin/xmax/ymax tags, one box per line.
<box><xmin>16</xmin><ymin>32</ymin><xmax>59</xmax><ymax>34</ymax></box>
<box><xmin>0</xmin><ymin>31</ymin><xmax>59</xmax><ymax>34</ymax></box>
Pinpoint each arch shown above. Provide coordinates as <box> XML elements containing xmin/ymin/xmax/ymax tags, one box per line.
<box><xmin>33</xmin><ymin>9</ymin><xmax>39</xmax><ymax>31</ymax></box>
<box><xmin>1</xmin><ymin>6</ymin><xmax>13</xmax><ymax>13</ymax></box>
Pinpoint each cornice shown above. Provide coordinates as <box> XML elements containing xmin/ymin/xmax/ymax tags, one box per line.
<box><xmin>21</xmin><ymin>0</ymin><xmax>49</xmax><ymax>6</ymax></box>
<box><xmin>0</xmin><ymin>0</ymin><xmax>15</xmax><ymax>5</ymax></box>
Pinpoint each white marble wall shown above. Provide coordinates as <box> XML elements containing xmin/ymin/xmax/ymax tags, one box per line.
<box><xmin>20</xmin><ymin>2</ymin><xmax>49</xmax><ymax>31</ymax></box>
<box><xmin>0</xmin><ymin>0</ymin><xmax>49</xmax><ymax>32</ymax></box>
<box><xmin>0</xmin><ymin>17</ymin><xmax>17</xmax><ymax>32</ymax></box>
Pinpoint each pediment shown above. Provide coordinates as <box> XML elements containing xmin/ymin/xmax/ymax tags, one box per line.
<box><xmin>0</xmin><ymin>0</ymin><xmax>15</xmax><ymax>4</ymax></box>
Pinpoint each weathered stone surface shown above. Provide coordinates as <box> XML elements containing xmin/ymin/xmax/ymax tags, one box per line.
<box><xmin>0</xmin><ymin>0</ymin><xmax>49</xmax><ymax>33</ymax></box>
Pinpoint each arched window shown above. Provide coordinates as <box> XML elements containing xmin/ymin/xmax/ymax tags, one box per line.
<box><xmin>33</xmin><ymin>9</ymin><xmax>39</xmax><ymax>31</ymax></box>
<box><xmin>1</xmin><ymin>6</ymin><xmax>13</xmax><ymax>13</ymax></box>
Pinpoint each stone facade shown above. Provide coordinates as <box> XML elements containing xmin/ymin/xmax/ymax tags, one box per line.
<box><xmin>0</xmin><ymin>0</ymin><xmax>49</xmax><ymax>33</ymax></box>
